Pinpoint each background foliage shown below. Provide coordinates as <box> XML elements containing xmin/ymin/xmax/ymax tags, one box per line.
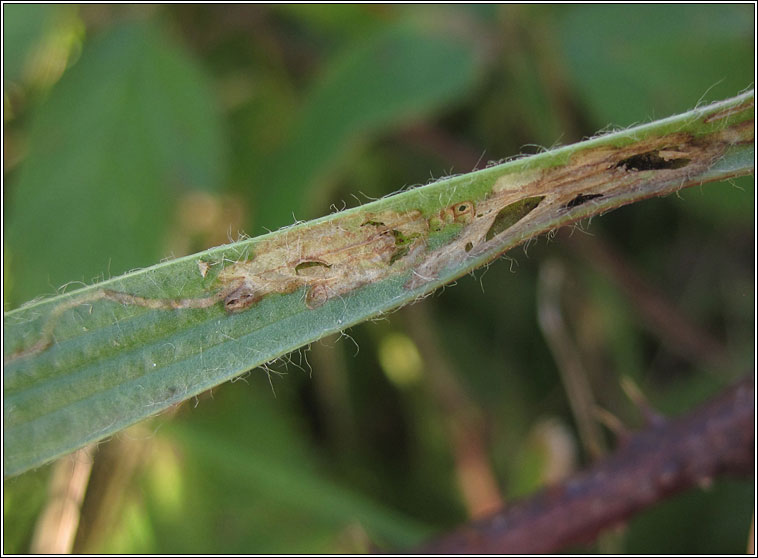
<box><xmin>3</xmin><ymin>4</ymin><xmax>754</xmax><ymax>553</ymax></box>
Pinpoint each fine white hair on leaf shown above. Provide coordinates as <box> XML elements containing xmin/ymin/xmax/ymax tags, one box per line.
<box><xmin>338</xmin><ymin>329</ymin><xmax>360</xmax><ymax>357</ymax></box>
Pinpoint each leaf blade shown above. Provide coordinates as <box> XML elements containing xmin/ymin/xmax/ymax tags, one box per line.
<box><xmin>3</xmin><ymin>91</ymin><xmax>754</xmax><ymax>477</ymax></box>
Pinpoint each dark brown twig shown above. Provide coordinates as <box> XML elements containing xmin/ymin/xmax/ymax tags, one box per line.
<box><xmin>412</xmin><ymin>375</ymin><xmax>754</xmax><ymax>554</ymax></box>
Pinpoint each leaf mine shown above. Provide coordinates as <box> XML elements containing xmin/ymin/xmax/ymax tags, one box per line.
<box><xmin>3</xmin><ymin>91</ymin><xmax>753</xmax><ymax>479</ymax></box>
<box><xmin>6</xmin><ymin>95</ymin><xmax>753</xmax><ymax>365</ymax></box>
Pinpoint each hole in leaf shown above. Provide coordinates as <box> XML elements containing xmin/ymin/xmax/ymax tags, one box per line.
<box><xmin>485</xmin><ymin>195</ymin><xmax>544</xmax><ymax>241</ymax></box>
<box><xmin>563</xmin><ymin>193</ymin><xmax>603</xmax><ymax>209</ymax></box>
<box><xmin>616</xmin><ymin>151</ymin><xmax>690</xmax><ymax>171</ymax></box>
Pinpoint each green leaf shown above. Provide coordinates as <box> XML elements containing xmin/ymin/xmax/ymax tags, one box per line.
<box><xmin>3</xmin><ymin>91</ymin><xmax>753</xmax><ymax>477</ymax></box>
<box><xmin>256</xmin><ymin>19</ymin><xmax>484</xmax><ymax>229</ymax></box>
<box><xmin>677</xmin><ymin>175</ymin><xmax>754</xmax><ymax>227</ymax></box>
<box><xmin>556</xmin><ymin>4</ymin><xmax>754</xmax><ymax>125</ymax></box>
<box><xmin>170</xmin><ymin>424</ymin><xmax>431</xmax><ymax>549</ymax></box>
<box><xmin>2</xmin><ymin>4</ymin><xmax>61</xmax><ymax>85</ymax></box>
<box><xmin>6</xmin><ymin>21</ymin><xmax>227</xmax><ymax>305</ymax></box>
<box><xmin>274</xmin><ymin>4</ymin><xmax>383</xmax><ymax>38</ymax></box>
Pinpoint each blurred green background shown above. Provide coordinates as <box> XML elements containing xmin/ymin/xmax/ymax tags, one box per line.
<box><xmin>3</xmin><ymin>4</ymin><xmax>754</xmax><ymax>553</ymax></box>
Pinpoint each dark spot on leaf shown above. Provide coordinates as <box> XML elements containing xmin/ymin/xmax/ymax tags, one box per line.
<box><xmin>485</xmin><ymin>196</ymin><xmax>544</xmax><ymax>241</ymax></box>
<box><xmin>616</xmin><ymin>151</ymin><xmax>690</xmax><ymax>171</ymax></box>
<box><xmin>465</xmin><ymin>242</ymin><xmax>473</xmax><ymax>252</ymax></box>
<box><xmin>563</xmin><ymin>193</ymin><xmax>603</xmax><ymax>209</ymax></box>
<box><xmin>224</xmin><ymin>286</ymin><xmax>259</xmax><ymax>313</ymax></box>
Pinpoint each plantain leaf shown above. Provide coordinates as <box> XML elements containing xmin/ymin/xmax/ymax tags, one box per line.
<box><xmin>3</xmin><ymin>91</ymin><xmax>754</xmax><ymax>477</ymax></box>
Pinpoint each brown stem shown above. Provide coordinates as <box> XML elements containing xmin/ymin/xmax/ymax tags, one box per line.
<box><xmin>412</xmin><ymin>375</ymin><xmax>754</xmax><ymax>554</ymax></box>
<box><xmin>30</xmin><ymin>446</ymin><xmax>94</xmax><ymax>554</ymax></box>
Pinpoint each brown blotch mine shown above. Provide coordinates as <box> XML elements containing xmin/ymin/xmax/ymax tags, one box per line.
<box><xmin>215</xmin><ymin>208</ymin><xmax>429</xmax><ymax>311</ymax></box>
<box><xmin>9</xmin><ymin>112</ymin><xmax>750</xmax><ymax>363</ymax></box>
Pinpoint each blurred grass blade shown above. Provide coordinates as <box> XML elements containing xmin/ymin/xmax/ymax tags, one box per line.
<box><xmin>171</xmin><ymin>424</ymin><xmax>431</xmax><ymax>547</ymax></box>
<box><xmin>256</xmin><ymin>19</ymin><xmax>484</xmax><ymax>229</ymax></box>
<box><xmin>6</xmin><ymin>20</ymin><xmax>227</xmax><ymax>304</ymax></box>
<box><xmin>3</xmin><ymin>90</ymin><xmax>754</xmax><ymax>477</ymax></box>
<box><xmin>556</xmin><ymin>4</ymin><xmax>754</xmax><ymax>125</ymax></box>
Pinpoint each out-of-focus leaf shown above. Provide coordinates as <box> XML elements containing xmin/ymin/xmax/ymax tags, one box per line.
<box><xmin>556</xmin><ymin>4</ymin><xmax>754</xmax><ymax>126</ymax></box>
<box><xmin>169</xmin><ymin>422</ymin><xmax>431</xmax><ymax>550</ymax></box>
<box><xmin>677</xmin><ymin>176</ymin><xmax>754</xmax><ymax>227</ymax></box>
<box><xmin>2</xmin><ymin>468</ymin><xmax>49</xmax><ymax>553</ymax></box>
<box><xmin>256</xmin><ymin>19</ymin><xmax>484</xmax><ymax>230</ymax></box>
<box><xmin>625</xmin><ymin>479</ymin><xmax>754</xmax><ymax>554</ymax></box>
<box><xmin>6</xmin><ymin>21</ymin><xmax>227</xmax><ymax>305</ymax></box>
<box><xmin>275</xmin><ymin>4</ymin><xmax>383</xmax><ymax>38</ymax></box>
<box><xmin>2</xmin><ymin>4</ymin><xmax>60</xmax><ymax>84</ymax></box>
<box><xmin>98</xmin><ymin>382</ymin><xmax>428</xmax><ymax>553</ymax></box>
